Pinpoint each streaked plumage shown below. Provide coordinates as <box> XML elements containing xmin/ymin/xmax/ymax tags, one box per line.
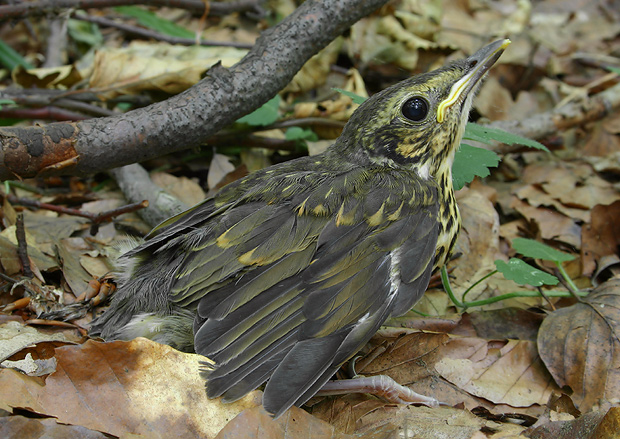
<box><xmin>90</xmin><ymin>40</ymin><xmax>510</xmax><ymax>417</ymax></box>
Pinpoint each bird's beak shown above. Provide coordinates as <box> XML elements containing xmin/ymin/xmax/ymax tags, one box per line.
<box><xmin>436</xmin><ymin>39</ymin><xmax>511</xmax><ymax>123</ymax></box>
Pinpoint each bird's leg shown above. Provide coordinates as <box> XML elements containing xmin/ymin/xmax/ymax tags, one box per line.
<box><xmin>316</xmin><ymin>375</ymin><xmax>440</xmax><ymax>407</ymax></box>
<box><xmin>315</xmin><ymin>355</ymin><xmax>440</xmax><ymax>406</ymax></box>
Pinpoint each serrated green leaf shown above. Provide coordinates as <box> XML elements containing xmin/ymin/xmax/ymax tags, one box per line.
<box><xmin>464</xmin><ymin>123</ymin><xmax>548</xmax><ymax>152</ymax></box>
<box><xmin>285</xmin><ymin>126</ymin><xmax>318</xmax><ymax>141</ymax></box>
<box><xmin>237</xmin><ymin>95</ymin><xmax>281</xmax><ymax>126</ymax></box>
<box><xmin>114</xmin><ymin>6</ymin><xmax>194</xmax><ymax>39</ymax></box>
<box><xmin>452</xmin><ymin>144</ymin><xmax>500</xmax><ymax>190</ymax></box>
<box><xmin>512</xmin><ymin>238</ymin><xmax>575</xmax><ymax>263</ymax></box>
<box><xmin>333</xmin><ymin>88</ymin><xmax>367</xmax><ymax>105</ymax></box>
<box><xmin>495</xmin><ymin>258</ymin><xmax>559</xmax><ymax>286</ymax></box>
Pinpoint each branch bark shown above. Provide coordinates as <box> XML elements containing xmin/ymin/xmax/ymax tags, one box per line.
<box><xmin>0</xmin><ymin>0</ymin><xmax>388</xmax><ymax>180</ymax></box>
<box><xmin>0</xmin><ymin>0</ymin><xmax>263</xmax><ymax>21</ymax></box>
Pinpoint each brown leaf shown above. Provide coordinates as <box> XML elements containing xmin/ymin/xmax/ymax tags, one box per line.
<box><xmin>510</xmin><ymin>197</ymin><xmax>582</xmax><ymax>247</ymax></box>
<box><xmin>215</xmin><ymin>405</ymin><xmax>355</xmax><ymax>439</ymax></box>
<box><xmin>354</xmin><ymin>405</ymin><xmax>485</xmax><ymax>439</ymax></box>
<box><xmin>151</xmin><ymin>171</ymin><xmax>206</xmax><ymax>206</ymax></box>
<box><xmin>527</xmin><ymin>408</ymin><xmax>612</xmax><ymax>439</ymax></box>
<box><xmin>358</xmin><ymin>332</ymin><xmax>449</xmax><ymax>385</ymax></box>
<box><xmin>449</xmin><ymin>188</ymin><xmax>504</xmax><ymax>303</ymax></box>
<box><xmin>0</xmin><ymin>338</ymin><xmax>260</xmax><ymax>438</ymax></box>
<box><xmin>475</xmin><ymin>76</ymin><xmax>514</xmax><ymax>120</ymax></box>
<box><xmin>538</xmin><ymin>278</ymin><xmax>620</xmax><ymax>411</ymax></box>
<box><xmin>467</xmin><ymin>308</ymin><xmax>545</xmax><ymax>342</ymax></box>
<box><xmin>310</xmin><ymin>394</ymin><xmax>384</xmax><ymax>434</ymax></box>
<box><xmin>56</xmin><ymin>238</ymin><xmax>96</xmax><ymax>296</ymax></box>
<box><xmin>581</xmin><ymin>201</ymin><xmax>620</xmax><ymax>277</ymax></box>
<box><xmin>583</xmin><ymin>113</ymin><xmax>620</xmax><ymax>157</ymax></box>
<box><xmin>436</xmin><ymin>337</ymin><xmax>559</xmax><ymax>407</ymax></box>
<box><xmin>0</xmin><ymin>415</ymin><xmax>107</xmax><ymax>439</ymax></box>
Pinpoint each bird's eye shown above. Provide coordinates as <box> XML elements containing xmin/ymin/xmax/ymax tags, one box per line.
<box><xmin>401</xmin><ymin>97</ymin><xmax>429</xmax><ymax>122</ymax></box>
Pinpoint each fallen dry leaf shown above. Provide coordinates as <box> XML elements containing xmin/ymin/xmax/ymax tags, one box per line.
<box><xmin>149</xmin><ymin>172</ymin><xmax>206</xmax><ymax>207</ymax></box>
<box><xmin>581</xmin><ymin>201</ymin><xmax>620</xmax><ymax>277</ymax></box>
<box><xmin>215</xmin><ymin>405</ymin><xmax>355</xmax><ymax>439</ymax></box>
<box><xmin>466</xmin><ymin>307</ymin><xmax>544</xmax><ymax>342</ymax></box>
<box><xmin>510</xmin><ymin>197</ymin><xmax>582</xmax><ymax>247</ymax></box>
<box><xmin>358</xmin><ymin>332</ymin><xmax>449</xmax><ymax>385</ymax></box>
<box><xmin>449</xmin><ymin>188</ymin><xmax>504</xmax><ymax>304</ymax></box>
<box><xmin>0</xmin><ymin>320</ymin><xmax>73</xmax><ymax>363</ymax></box>
<box><xmin>0</xmin><ymin>415</ymin><xmax>107</xmax><ymax>439</ymax></box>
<box><xmin>208</xmin><ymin>153</ymin><xmax>237</xmax><ymax>190</ymax></box>
<box><xmin>0</xmin><ymin>338</ymin><xmax>261</xmax><ymax>438</ymax></box>
<box><xmin>526</xmin><ymin>407</ymin><xmax>616</xmax><ymax>439</ymax></box>
<box><xmin>89</xmin><ymin>42</ymin><xmax>248</xmax><ymax>99</ymax></box>
<box><xmin>538</xmin><ymin>278</ymin><xmax>620</xmax><ymax>411</ymax></box>
<box><xmin>436</xmin><ymin>337</ymin><xmax>558</xmax><ymax>407</ymax></box>
<box><xmin>354</xmin><ymin>405</ymin><xmax>487</xmax><ymax>439</ymax></box>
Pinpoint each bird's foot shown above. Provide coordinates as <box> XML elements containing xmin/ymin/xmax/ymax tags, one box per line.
<box><xmin>317</xmin><ymin>374</ymin><xmax>440</xmax><ymax>407</ymax></box>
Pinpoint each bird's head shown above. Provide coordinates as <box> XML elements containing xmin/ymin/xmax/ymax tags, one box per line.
<box><xmin>340</xmin><ymin>39</ymin><xmax>510</xmax><ymax>180</ymax></box>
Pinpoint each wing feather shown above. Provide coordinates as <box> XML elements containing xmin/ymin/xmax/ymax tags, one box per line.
<box><xmin>107</xmin><ymin>165</ymin><xmax>442</xmax><ymax>416</ymax></box>
<box><xmin>191</xmin><ymin>179</ymin><xmax>441</xmax><ymax>416</ymax></box>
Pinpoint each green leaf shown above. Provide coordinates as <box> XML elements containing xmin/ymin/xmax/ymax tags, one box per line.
<box><xmin>607</xmin><ymin>66</ymin><xmax>620</xmax><ymax>75</ymax></box>
<box><xmin>237</xmin><ymin>95</ymin><xmax>281</xmax><ymax>126</ymax></box>
<box><xmin>464</xmin><ymin>123</ymin><xmax>549</xmax><ymax>152</ymax></box>
<box><xmin>0</xmin><ymin>39</ymin><xmax>33</xmax><ymax>70</ymax></box>
<box><xmin>332</xmin><ymin>88</ymin><xmax>367</xmax><ymax>105</ymax></box>
<box><xmin>285</xmin><ymin>126</ymin><xmax>318</xmax><ymax>142</ymax></box>
<box><xmin>114</xmin><ymin>6</ymin><xmax>194</xmax><ymax>39</ymax></box>
<box><xmin>495</xmin><ymin>258</ymin><xmax>559</xmax><ymax>286</ymax></box>
<box><xmin>452</xmin><ymin>144</ymin><xmax>500</xmax><ymax>190</ymax></box>
<box><xmin>512</xmin><ymin>238</ymin><xmax>575</xmax><ymax>263</ymax></box>
<box><xmin>68</xmin><ymin>19</ymin><xmax>103</xmax><ymax>48</ymax></box>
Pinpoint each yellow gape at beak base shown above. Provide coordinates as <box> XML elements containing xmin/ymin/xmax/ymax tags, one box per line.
<box><xmin>436</xmin><ymin>39</ymin><xmax>511</xmax><ymax>123</ymax></box>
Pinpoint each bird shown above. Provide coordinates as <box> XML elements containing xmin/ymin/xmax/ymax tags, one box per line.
<box><xmin>90</xmin><ymin>39</ymin><xmax>510</xmax><ymax>418</ymax></box>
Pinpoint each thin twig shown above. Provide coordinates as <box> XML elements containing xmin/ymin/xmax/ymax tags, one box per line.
<box><xmin>0</xmin><ymin>88</ymin><xmax>153</xmax><ymax>109</ymax></box>
<box><xmin>75</xmin><ymin>12</ymin><xmax>255</xmax><ymax>49</ymax></box>
<box><xmin>0</xmin><ymin>0</ymin><xmax>264</xmax><ymax>21</ymax></box>
<box><xmin>90</xmin><ymin>199</ymin><xmax>149</xmax><ymax>224</ymax></box>
<box><xmin>15</xmin><ymin>214</ymin><xmax>33</xmax><ymax>278</ymax></box>
<box><xmin>7</xmin><ymin>194</ymin><xmax>148</xmax><ymax>225</ymax></box>
<box><xmin>0</xmin><ymin>106</ymin><xmax>92</xmax><ymax>121</ymax></box>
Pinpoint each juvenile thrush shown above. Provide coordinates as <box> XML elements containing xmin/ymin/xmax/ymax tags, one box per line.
<box><xmin>91</xmin><ymin>39</ymin><xmax>510</xmax><ymax>417</ymax></box>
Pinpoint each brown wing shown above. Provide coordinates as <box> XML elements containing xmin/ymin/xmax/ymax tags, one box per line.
<box><xmin>190</xmin><ymin>181</ymin><xmax>440</xmax><ymax>417</ymax></box>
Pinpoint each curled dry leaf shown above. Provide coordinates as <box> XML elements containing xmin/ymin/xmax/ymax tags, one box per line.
<box><xmin>538</xmin><ymin>278</ymin><xmax>620</xmax><ymax>411</ymax></box>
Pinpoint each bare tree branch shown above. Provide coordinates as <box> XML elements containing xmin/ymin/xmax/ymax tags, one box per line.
<box><xmin>110</xmin><ymin>164</ymin><xmax>189</xmax><ymax>226</ymax></box>
<box><xmin>0</xmin><ymin>0</ymin><xmax>389</xmax><ymax>180</ymax></box>
<box><xmin>0</xmin><ymin>0</ymin><xmax>263</xmax><ymax>21</ymax></box>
